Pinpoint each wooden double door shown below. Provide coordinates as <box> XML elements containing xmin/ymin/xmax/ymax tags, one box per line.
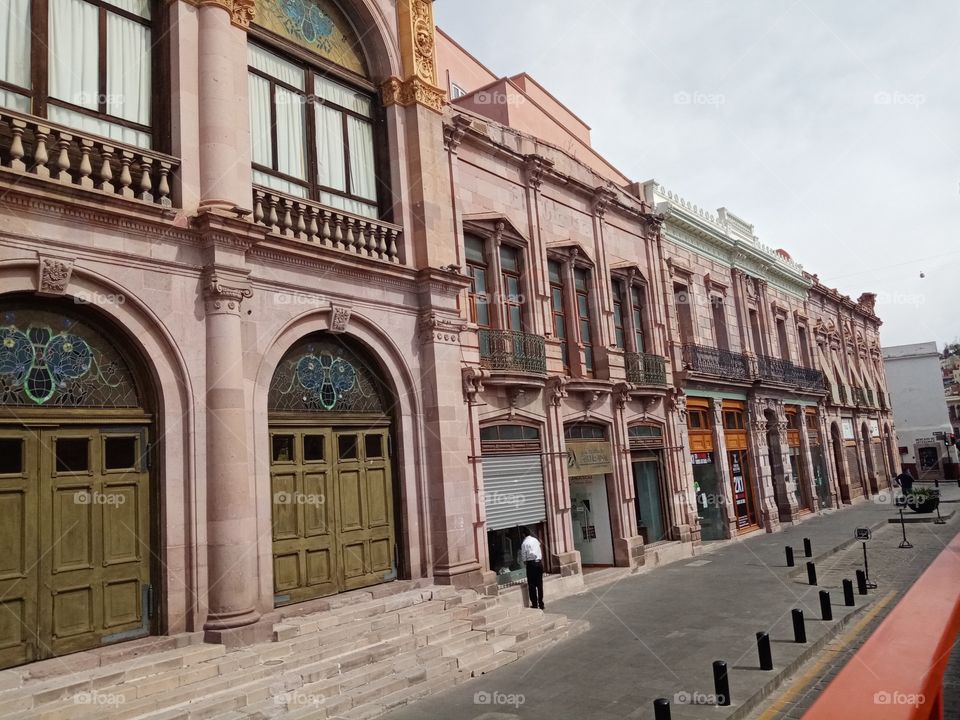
<box><xmin>269</xmin><ymin>423</ymin><xmax>395</xmax><ymax>605</ymax></box>
<box><xmin>0</xmin><ymin>424</ymin><xmax>152</xmax><ymax>670</ymax></box>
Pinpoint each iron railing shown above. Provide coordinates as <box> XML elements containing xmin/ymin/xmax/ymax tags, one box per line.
<box><xmin>625</xmin><ymin>352</ymin><xmax>668</xmax><ymax>386</ymax></box>
<box><xmin>852</xmin><ymin>387</ymin><xmax>868</xmax><ymax>406</ymax></box>
<box><xmin>682</xmin><ymin>344</ymin><xmax>750</xmax><ymax>380</ymax></box>
<box><xmin>478</xmin><ymin>329</ymin><xmax>547</xmax><ymax>374</ymax></box>
<box><xmin>756</xmin><ymin>355</ymin><xmax>826</xmax><ymax>390</ymax></box>
<box><xmin>866</xmin><ymin>387</ymin><xmax>875</xmax><ymax>407</ymax></box>
<box><xmin>838</xmin><ymin>385</ymin><xmax>848</xmax><ymax>405</ymax></box>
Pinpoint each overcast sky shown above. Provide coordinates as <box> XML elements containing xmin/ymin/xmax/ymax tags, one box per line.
<box><xmin>435</xmin><ymin>0</ymin><xmax>960</xmax><ymax>349</ymax></box>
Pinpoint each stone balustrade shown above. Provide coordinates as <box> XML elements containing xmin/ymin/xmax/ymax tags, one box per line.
<box><xmin>0</xmin><ymin>108</ymin><xmax>176</xmax><ymax>207</ymax></box>
<box><xmin>252</xmin><ymin>188</ymin><xmax>403</xmax><ymax>264</ymax></box>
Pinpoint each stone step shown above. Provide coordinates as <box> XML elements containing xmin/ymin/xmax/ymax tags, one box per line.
<box><xmin>464</xmin><ymin>649</ymin><xmax>519</xmax><ymax>677</ymax></box>
<box><xmin>509</xmin><ymin>618</ymin><xmax>589</xmax><ymax>659</ymax></box>
<box><xmin>422</xmin><ymin>618</ymin><xmax>474</xmax><ymax>645</ymax></box>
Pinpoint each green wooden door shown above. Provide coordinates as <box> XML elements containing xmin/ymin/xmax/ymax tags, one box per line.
<box><xmin>0</xmin><ymin>426</ymin><xmax>151</xmax><ymax>670</ymax></box>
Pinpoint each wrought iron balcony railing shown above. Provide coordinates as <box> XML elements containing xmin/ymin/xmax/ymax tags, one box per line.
<box><xmin>478</xmin><ymin>329</ymin><xmax>547</xmax><ymax>375</ymax></box>
<box><xmin>756</xmin><ymin>355</ymin><xmax>826</xmax><ymax>391</ymax></box>
<box><xmin>682</xmin><ymin>344</ymin><xmax>750</xmax><ymax>381</ymax></box>
<box><xmin>837</xmin><ymin>384</ymin><xmax>848</xmax><ymax>405</ymax></box>
<box><xmin>852</xmin><ymin>387</ymin><xmax>868</xmax><ymax>406</ymax></box>
<box><xmin>625</xmin><ymin>352</ymin><xmax>668</xmax><ymax>386</ymax></box>
<box><xmin>252</xmin><ymin>188</ymin><xmax>403</xmax><ymax>264</ymax></box>
<box><xmin>866</xmin><ymin>387</ymin><xmax>875</xmax><ymax>407</ymax></box>
<box><xmin>0</xmin><ymin>107</ymin><xmax>176</xmax><ymax>207</ymax></box>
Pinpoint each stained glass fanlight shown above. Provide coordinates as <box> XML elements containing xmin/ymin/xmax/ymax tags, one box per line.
<box><xmin>0</xmin><ymin>308</ymin><xmax>140</xmax><ymax>408</ymax></box>
<box><xmin>269</xmin><ymin>336</ymin><xmax>386</xmax><ymax>413</ymax></box>
<box><xmin>254</xmin><ymin>0</ymin><xmax>368</xmax><ymax>77</ymax></box>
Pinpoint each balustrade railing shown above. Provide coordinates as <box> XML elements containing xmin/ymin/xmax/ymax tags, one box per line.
<box><xmin>625</xmin><ymin>352</ymin><xmax>668</xmax><ymax>386</ymax></box>
<box><xmin>756</xmin><ymin>355</ymin><xmax>826</xmax><ymax>390</ymax></box>
<box><xmin>478</xmin><ymin>329</ymin><xmax>547</xmax><ymax>374</ymax></box>
<box><xmin>852</xmin><ymin>387</ymin><xmax>868</xmax><ymax>406</ymax></box>
<box><xmin>866</xmin><ymin>387</ymin><xmax>875</xmax><ymax>407</ymax></box>
<box><xmin>0</xmin><ymin>108</ymin><xmax>175</xmax><ymax>207</ymax></box>
<box><xmin>252</xmin><ymin>188</ymin><xmax>403</xmax><ymax>264</ymax></box>
<box><xmin>838</xmin><ymin>384</ymin><xmax>848</xmax><ymax>405</ymax></box>
<box><xmin>682</xmin><ymin>344</ymin><xmax>751</xmax><ymax>380</ymax></box>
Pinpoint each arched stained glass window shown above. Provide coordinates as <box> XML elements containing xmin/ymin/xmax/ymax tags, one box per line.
<box><xmin>254</xmin><ymin>0</ymin><xmax>368</xmax><ymax>77</ymax></box>
<box><xmin>269</xmin><ymin>336</ymin><xmax>386</xmax><ymax>414</ymax></box>
<box><xmin>0</xmin><ymin>308</ymin><xmax>140</xmax><ymax>408</ymax></box>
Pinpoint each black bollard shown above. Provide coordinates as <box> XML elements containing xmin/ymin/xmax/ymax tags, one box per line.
<box><xmin>803</xmin><ymin>537</ymin><xmax>812</xmax><ymax>557</ymax></box>
<box><xmin>898</xmin><ymin>508</ymin><xmax>913</xmax><ymax>549</ymax></box>
<box><xmin>806</xmin><ymin>561</ymin><xmax>818</xmax><ymax>586</ymax></box>
<box><xmin>713</xmin><ymin>660</ymin><xmax>731</xmax><ymax>706</ymax></box>
<box><xmin>856</xmin><ymin>569</ymin><xmax>868</xmax><ymax>595</ymax></box>
<box><xmin>819</xmin><ymin>590</ymin><xmax>833</xmax><ymax>621</ymax></box>
<box><xmin>756</xmin><ymin>631</ymin><xmax>773</xmax><ymax>671</ymax></box>
<box><xmin>843</xmin><ymin>579</ymin><xmax>855</xmax><ymax>606</ymax></box>
<box><xmin>785</xmin><ymin>546</ymin><xmax>795</xmax><ymax>567</ymax></box>
<box><xmin>653</xmin><ymin>698</ymin><xmax>671</xmax><ymax>720</ymax></box>
<box><xmin>792</xmin><ymin>609</ymin><xmax>807</xmax><ymax>643</ymax></box>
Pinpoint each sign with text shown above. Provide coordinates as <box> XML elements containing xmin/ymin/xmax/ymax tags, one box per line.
<box><xmin>855</xmin><ymin>527</ymin><xmax>872</xmax><ymax>541</ymax></box>
<box><xmin>841</xmin><ymin>418</ymin><xmax>856</xmax><ymax>441</ymax></box>
<box><xmin>567</xmin><ymin>441</ymin><xmax>614</xmax><ymax>478</ymax></box>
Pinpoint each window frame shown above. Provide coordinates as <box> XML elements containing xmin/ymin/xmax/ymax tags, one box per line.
<box><xmin>574</xmin><ymin>266</ymin><xmax>594</xmax><ymax>376</ymax></box>
<box><xmin>247</xmin><ymin>39</ymin><xmax>384</xmax><ymax>216</ymax></box>
<box><xmin>499</xmin><ymin>244</ymin><xmax>525</xmax><ymax>332</ymax></box>
<box><xmin>611</xmin><ymin>272</ymin><xmax>650</xmax><ymax>355</ymax></box>
<box><xmin>549</xmin><ymin>259</ymin><xmax>569</xmax><ymax>371</ymax></box>
<box><xmin>465</xmin><ymin>234</ymin><xmax>491</xmax><ymax>328</ymax></box>
<box><xmin>5</xmin><ymin>0</ymin><xmax>165</xmax><ymax>148</ymax></box>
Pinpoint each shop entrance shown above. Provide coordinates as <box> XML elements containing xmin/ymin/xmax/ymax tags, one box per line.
<box><xmin>687</xmin><ymin>400</ymin><xmax>725</xmax><ymax>541</ymax></box>
<box><xmin>268</xmin><ymin>336</ymin><xmax>397</xmax><ymax>606</ymax></box>
<box><xmin>565</xmin><ymin>423</ymin><xmax>615</xmax><ymax>566</ymax></box>
<box><xmin>722</xmin><ymin>402</ymin><xmax>759</xmax><ymax>532</ymax></box>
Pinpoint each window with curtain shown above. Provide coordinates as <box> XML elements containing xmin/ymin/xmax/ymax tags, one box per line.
<box><xmin>575</xmin><ymin>267</ymin><xmax>594</xmax><ymax>375</ymax></box>
<box><xmin>465</xmin><ymin>235</ymin><xmax>490</xmax><ymax>327</ymax></box>
<box><xmin>549</xmin><ymin>260</ymin><xmax>569</xmax><ymax>370</ymax></box>
<box><xmin>0</xmin><ymin>0</ymin><xmax>154</xmax><ymax>148</ymax></box>
<box><xmin>612</xmin><ymin>281</ymin><xmax>626</xmax><ymax>350</ymax></box>
<box><xmin>248</xmin><ymin>41</ymin><xmax>380</xmax><ymax>219</ymax></box>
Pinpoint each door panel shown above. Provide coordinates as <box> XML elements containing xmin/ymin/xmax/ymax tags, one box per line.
<box><xmin>40</xmin><ymin>427</ymin><xmax>151</xmax><ymax>659</ymax></box>
<box><xmin>0</xmin><ymin>429</ymin><xmax>38</xmax><ymax>669</ymax></box>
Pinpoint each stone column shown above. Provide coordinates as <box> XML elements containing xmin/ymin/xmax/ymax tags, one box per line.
<box><xmin>666</xmin><ymin>393</ymin><xmax>699</xmax><ymax>543</ymax></box>
<box><xmin>709</xmin><ymin>399</ymin><xmax>738</xmax><ymax>539</ymax></box>
<box><xmin>797</xmin><ymin>410</ymin><xmax>819</xmax><ymax>511</ymax></box>
<box><xmin>611</xmin><ymin>394</ymin><xmax>644</xmax><ymax>568</ymax></box>
<box><xmin>197</xmin><ymin>0</ymin><xmax>254</xmax><ymax>210</ymax></box>
<box><xmin>202</xmin><ymin>268</ymin><xmax>260</xmax><ymax>635</ymax></box>
<box><xmin>545</xmin><ymin>378</ymin><xmax>579</xmax><ymax>577</ymax></box>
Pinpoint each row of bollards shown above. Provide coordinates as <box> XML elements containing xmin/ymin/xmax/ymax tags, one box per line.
<box><xmin>651</xmin><ymin>537</ymin><xmax>872</xmax><ymax>718</ymax></box>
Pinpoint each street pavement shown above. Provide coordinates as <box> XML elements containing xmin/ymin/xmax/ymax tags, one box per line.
<box><xmin>381</xmin><ymin>486</ymin><xmax>960</xmax><ymax>720</ymax></box>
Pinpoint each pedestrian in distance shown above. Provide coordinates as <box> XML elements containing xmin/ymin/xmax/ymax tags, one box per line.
<box><xmin>895</xmin><ymin>468</ymin><xmax>915</xmax><ymax>497</ymax></box>
<box><xmin>520</xmin><ymin>527</ymin><xmax>545</xmax><ymax>610</ymax></box>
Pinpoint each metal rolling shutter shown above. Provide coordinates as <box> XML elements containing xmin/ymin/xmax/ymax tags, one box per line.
<box><xmin>481</xmin><ymin>454</ymin><xmax>547</xmax><ymax>531</ymax></box>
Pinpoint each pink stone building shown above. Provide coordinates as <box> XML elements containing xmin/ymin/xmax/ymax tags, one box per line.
<box><xmin>0</xmin><ymin>0</ymin><xmax>894</xmax><ymax>673</ymax></box>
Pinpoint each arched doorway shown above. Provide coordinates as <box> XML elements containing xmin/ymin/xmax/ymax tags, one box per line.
<box><xmin>862</xmin><ymin>423</ymin><xmax>878</xmax><ymax>494</ymax></box>
<box><xmin>830</xmin><ymin>422</ymin><xmax>850</xmax><ymax>504</ymax></box>
<box><xmin>0</xmin><ymin>300</ymin><xmax>155</xmax><ymax>669</ymax></box>
<box><xmin>267</xmin><ymin>333</ymin><xmax>398</xmax><ymax>605</ymax></box>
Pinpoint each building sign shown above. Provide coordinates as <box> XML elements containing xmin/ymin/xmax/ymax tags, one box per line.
<box><xmin>870</xmin><ymin>419</ymin><xmax>880</xmax><ymax>438</ymax></box>
<box><xmin>730</xmin><ymin>449</ymin><xmax>751</xmax><ymax>529</ymax></box>
<box><xmin>841</xmin><ymin>418</ymin><xmax>855</xmax><ymax>441</ymax></box>
<box><xmin>567</xmin><ymin>441</ymin><xmax>615</xmax><ymax>478</ymax></box>
<box><xmin>855</xmin><ymin>528</ymin><xmax>871</xmax><ymax>541</ymax></box>
<box><xmin>691</xmin><ymin>452</ymin><xmax>714</xmax><ymax>465</ymax></box>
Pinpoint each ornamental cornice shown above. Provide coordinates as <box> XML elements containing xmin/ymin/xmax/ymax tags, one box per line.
<box><xmin>381</xmin><ymin>76</ymin><xmax>446</xmax><ymax>114</ymax></box>
<box><xmin>203</xmin><ymin>268</ymin><xmax>252</xmax><ymax>315</ymax></box>
<box><xmin>189</xmin><ymin>0</ymin><xmax>256</xmax><ymax>29</ymax></box>
<box><xmin>250</xmin><ymin>244</ymin><xmax>418</xmax><ymax>292</ymax></box>
<box><xmin>418</xmin><ymin>310</ymin><xmax>466</xmax><ymax>345</ymax></box>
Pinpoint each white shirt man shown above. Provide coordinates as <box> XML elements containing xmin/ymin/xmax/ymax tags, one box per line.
<box><xmin>519</xmin><ymin>530</ymin><xmax>544</xmax><ymax>610</ymax></box>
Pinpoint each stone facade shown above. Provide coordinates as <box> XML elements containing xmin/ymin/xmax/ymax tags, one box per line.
<box><xmin>0</xmin><ymin>0</ymin><xmax>897</xmax><ymax>667</ymax></box>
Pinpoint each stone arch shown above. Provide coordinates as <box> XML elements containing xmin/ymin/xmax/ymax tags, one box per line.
<box><xmin>0</xmin><ymin>258</ymin><xmax>199</xmax><ymax>640</ymax></box>
<box><xmin>333</xmin><ymin>0</ymin><xmax>402</xmax><ymax>81</ymax></box>
<box><xmin>830</xmin><ymin>421</ymin><xmax>850</xmax><ymax>504</ymax></box>
<box><xmin>254</xmin><ymin>306</ymin><xmax>428</xmax><ymax>602</ymax></box>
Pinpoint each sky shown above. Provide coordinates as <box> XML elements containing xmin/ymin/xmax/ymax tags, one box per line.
<box><xmin>434</xmin><ymin>0</ymin><xmax>960</xmax><ymax>349</ymax></box>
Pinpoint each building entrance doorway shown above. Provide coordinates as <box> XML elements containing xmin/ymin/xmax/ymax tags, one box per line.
<box><xmin>268</xmin><ymin>335</ymin><xmax>398</xmax><ymax>606</ymax></box>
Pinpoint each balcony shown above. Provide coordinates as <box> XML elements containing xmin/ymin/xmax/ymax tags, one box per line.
<box><xmin>252</xmin><ymin>188</ymin><xmax>403</xmax><ymax>264</ymax></box>
<box><xmin>866</xmin><ymin>387</ymin><xmax>875</xmax><ymax>407</ymax></box>
<box><xmin>852</xmin><ymin>387</ymin><xmax>868</xmax><ymax>407</ymax></box>
<box><xmin>625</xmin><ymin>352</ymin><xmax>668</xmax><ymax>386</ymax></box>
<box><xmin>0</xmin><ymin>108</ymin><xmax>176</xmax><ymax>207</ymax></box>
<box><xmin>838</xmin><ymin>385</ymin><xmax>848</xmax><ymax>405</ymax></box>
<box><xmin>682</xmin><ymin>344</ymin><xmax>750</xmax><ymax>381</ymax></box>
<box><xmin>756</xmin><ymin>355</ymin><xmax>826</xmax><ymax>391</ymax></box>
<box><xmin>478</xmin><ymin>329</ymin><xmax>547</xmax><ymax>375</ymax></box>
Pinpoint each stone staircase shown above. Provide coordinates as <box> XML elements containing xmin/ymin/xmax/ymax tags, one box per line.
<box><xmin>0</xmin><ymin>581</ymin><xmax>587</xmax><ymax>720</ymax></box>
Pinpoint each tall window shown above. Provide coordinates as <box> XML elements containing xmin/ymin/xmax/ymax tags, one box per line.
<box><xmin>673</xmin><ymin>283</ymin><xmax>694</xmax><ymax>344</ymax></box>
<box><xmin>575</xmin><ymin>268</ymin><xmax>594</xmax><ymax>374</ymax></box>
<box><xmin>0</xmin><ymin>0</ymin><xmax>154</xmax><ymax>148</ymax></box>
<box><xmin>797</xmin><ymin>325</ymin><xmax>811</xmax><ymax>367</ymax></box>
<box><xmin>632</xmin><ymin>285</ymin><xmax>646</xmax><ymax>353</ymax></box>
<box><xmin>711</xmin><ymin>295</ymin><xmax>729</xmax><ymax>351</ymax></box>
<box><xmin>749</xmin><ymin>309</ymin><xmax>764</xmax><ymax>356</ymax></box>
<box><xmin>776</xmin><ymin>317</ymin><xmax>790</xmax><ymax>361</ymax></box>
<box><xmin>612</xmin><ymin>282</ymin><xmax>626</xmax><ymax>350</ymax></box>
<box><xmin>248</xmin><ymin>42</ymin><xmax>379</xmax><ymax>218</ymax></box>
<box><xmin>549</xmin><ymin>260</ymin><xmax>568</xmax><ymax>370</ymax></box>
<box><xmin>465</xmin><ymin>235</ymin><xmax>490</xmax><ymax>327</ymax></box>
<box><xmin>500</xmin><ymin>245</ymin><xmax>524</xmax><ymax>331</ymax></box>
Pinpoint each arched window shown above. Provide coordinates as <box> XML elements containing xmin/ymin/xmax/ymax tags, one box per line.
<box><xmin>0</xmin><ymin>0</ymin><xmax>156</xmax><ymax>148</ymax></box>
<box><xmin>248</xmin><ymin>0</ymin><xmax>384</xmax><ymax>219</ymax></box>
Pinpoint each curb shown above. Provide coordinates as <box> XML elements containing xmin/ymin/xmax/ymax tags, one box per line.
<box><xmin>786</xmin><ymin>517</ymin><xmax>889</xmax><ymax>580</ymax></box>
<box><xmin>724</xmin><ymin>599</ymin><xmax>874</xmax><ymax>720</ymax></box>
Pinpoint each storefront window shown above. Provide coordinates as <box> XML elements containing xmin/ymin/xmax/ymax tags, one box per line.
<box><xmin>692</xmin><ymin>452</ymin><xmax>724</xmax><ymax>541</ymax></box>
<box><xmin>488</xmin><ymin>523</ymin><xmax>546</xmax><ymax>585</ymax></box>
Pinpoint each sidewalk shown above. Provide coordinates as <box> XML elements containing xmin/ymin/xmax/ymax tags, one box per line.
<box><xmin>381</xmin><ymin>489</ymin><xmax>960</xmax><ymax>720</ymax></box>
